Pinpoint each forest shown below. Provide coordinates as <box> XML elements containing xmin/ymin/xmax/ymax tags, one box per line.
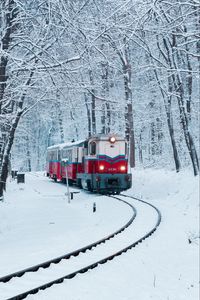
<box><xmin>0</xmin><ymin>0</ymin><xmax>199</xmax><ymax>198</ymax></box>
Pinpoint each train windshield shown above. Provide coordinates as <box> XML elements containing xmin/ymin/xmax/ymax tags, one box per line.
<box><xmin>100</xmin><ymin>141</ymin><xmax>126</xmax><ymax>157</ymax></box>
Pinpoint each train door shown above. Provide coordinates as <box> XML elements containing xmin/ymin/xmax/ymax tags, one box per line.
<box><xmin>82</xmin><ymin>141</ymin><xmax>89</xmax><ymax>173</ymax></box>
<box><xmin>77</xmin><ymin>147</ymin><xmax>84</xmax><ymax>173</ymax></box>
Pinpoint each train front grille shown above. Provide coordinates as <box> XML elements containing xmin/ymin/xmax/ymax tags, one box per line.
<box><xmin>107</xmin><ymin>178</ymin><xmax>119</xmax><ymax>186</ymax></box>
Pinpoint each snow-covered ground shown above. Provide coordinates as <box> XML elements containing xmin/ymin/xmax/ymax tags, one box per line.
<box><xmin>0</xmin><ymin>169</ymin><xmax>199</xmax><ymax>300</ymax></box>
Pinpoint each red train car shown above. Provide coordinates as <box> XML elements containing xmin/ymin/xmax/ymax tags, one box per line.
<box><xmin>46</xmin><ymin>144</ymin><xmax>61</xmax><ymax>181</ymax></box>
<box><xmin>46</xmin><ymin>135</ymin><xmax>132</xmax><ymax>194</ymax></box>
<box><xmin>47</xmin><ymin>140</ymin><xmax>84</xmax><ymax>184</ymax></box>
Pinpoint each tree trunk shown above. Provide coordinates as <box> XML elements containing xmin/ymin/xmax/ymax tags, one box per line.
<box><xmin>100</xmin><ymin>61</ymin><xmax>111</xmax><ymax>134</ymax></box>
<box><xmin>163</xmin><ymin>36</ymin><xmax>199</xmax><ymax>175</ymax></box>
<box><xmin>123</xmin><ymin>61</ymin><xmax>135</xmax><ymax>168</ymax></box>
<box><xmin>84</xmin><ymin>93</ymin><xmax>92</xmax><ymax>137</ymax></box>
<box><xmin>105</xmin><ymin>35</ymin><xmax>135</xmax><ymax>166</ymax></box>
<box><xmin>0</xmin><ymin>74</ymin><xmax>33</xmax><ymax>197</ymax></box>
<box><xmin>26</xmin><ymin>135</ymin><xmax>31</xmax><ymax>172</ymax></box>
<box><xmin>106</xmin><ymin>102</ymin><xmax>111</xmax><ymax>134</ymax></box>
<box><xmin>101</xmin><ymin>103</ymin><xmax>106</xmax><ymax>134</ymax></box>
<box><xmin>89</xmin><ymin>70</ymin><xmax>96</xmax><ymax>135</ymax></box>
<box><xmin>153</xmin><ymin>66</ymin><xmax>181</xmax><ymax>172</ymax></box>
<box><xmin>0</xmin><ymin>0</ymin><xmax>16</xmax><ymax>173</ymax></box>
<box><xmin>58</xmin><ymin>105</ymin><xmax>64</xmax><ymax>143</ymax></box>
<box><xmin>0</xmin><ymin>109</ymin><xmax>23</xmax><ymax>197</ymax></box>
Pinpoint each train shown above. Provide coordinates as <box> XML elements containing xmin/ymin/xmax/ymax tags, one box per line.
<box><xmin>46</xmin><ymin>134</ymin><xmax>132</xmax><ymax>194</ymax></box>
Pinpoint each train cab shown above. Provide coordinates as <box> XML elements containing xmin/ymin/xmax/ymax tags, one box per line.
<box><xmin>77</xmin><ymin>135</ymin><xmax>132</xmax><ymax>193</ymax></box>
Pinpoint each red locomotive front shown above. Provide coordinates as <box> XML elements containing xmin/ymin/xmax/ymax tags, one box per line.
<box><xmin>77</xmin><ymin>135</ymin><xmax>131</xmax><ymax>193</ymax></box>
<box><xmin>46</xmin><ymin>135</ymin><xmax>132</xmax><ymax>194</ymax></box>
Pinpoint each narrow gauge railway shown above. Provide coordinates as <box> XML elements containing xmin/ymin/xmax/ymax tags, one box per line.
<box><xmin>0</xmin><ymin>194</ymin><xmax>161</xmax><ymax>300</ymax></box>
<box><xmin>27</xmin><ymin>172</ymin><xmax>44</xmax><ymax>178</ymax></box>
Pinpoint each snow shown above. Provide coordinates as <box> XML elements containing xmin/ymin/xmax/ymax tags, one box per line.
<box><xmin>0</xmin><ymin>169</ymin><xmax>199</xmax><ymax>300</ymax></box>
<box><xmin>47</xmin><ymin>140</ymin><xmax>85</xmax><ymax>150</ymax></box>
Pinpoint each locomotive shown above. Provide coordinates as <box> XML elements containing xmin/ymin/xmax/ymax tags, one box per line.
<box><xmin>46</xmin><ymin>134</ymin><xmax>132</xmax><ymax>194</ymax></box>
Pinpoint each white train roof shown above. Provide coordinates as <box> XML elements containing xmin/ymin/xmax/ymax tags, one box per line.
<box><xmin>47</xmin><ymin>135</ymin><xmax>126</xmax><ymax>151</ymax></box>
<box><xmin>88</xmin><ymin>134</ymin><xmax>125</xmax><ymax>141</ymax></box>
<box><xmin>47</xmin><ymin>139</ymin><xmax>85</xmax><ymax>151</ymax></box>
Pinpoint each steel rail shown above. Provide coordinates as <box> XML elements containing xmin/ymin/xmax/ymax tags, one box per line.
<box><xmin>120</xmin><ymin>193</ymin><xmax>162</xmax><ymax>227</ymax></box>
<box><xmin>3</xmin><ymin>194</ymin><xmax>161</xmax><ymax>300</ymax></box>
<box><xmin>0</xmin><ymin>196</ymin><xmax>136</xmax><ymax>284</ymax></box>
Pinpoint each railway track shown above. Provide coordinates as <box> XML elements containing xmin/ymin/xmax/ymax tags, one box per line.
<box><xmin>0</xmin><ymin>194</ymin><xmax>161</xmax><ymax>300</ymax></box>
<box><xmin>28</xmin><ymin>172</ymin><xmax>45</xmax><ymax>178</ymax></box>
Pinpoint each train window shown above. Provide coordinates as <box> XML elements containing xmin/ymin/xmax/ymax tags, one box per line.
<box><xmin>52</xmin><ymin>150</ymin><xmax>57</xmax><ymax>160</ymax></box>
<box><xmin>85</xmin><ymin>148</ymin><xmax>88</xmax><ymax>155</ymax></box>
<box><xmin>50</xmin><ymin>152</ymin><xmax>52</xmax><ymax>160</ymax></box>
<box><xmin>58</xmin><ymin>150</ymin><xmax>61</xmax><ymax>161</ymax></box>
<box><xmin>53</xmin><ymin>151</ymin><xmax>55</xmax><ymax>160</ymax></box>
<box><xmin>72</xmin><ymin>147</ymin><xmax>78</xmax><ymax>162</ymax></box>
<box><xmin>89</xmin><ymin>141</ymin><xmax>96</xmax><ymax>155</ymax></box>
<box><xmin>69</xmin><ymin>150</ymin><xmax>72</xmax><ymax>162</ymax></box>
<box><xmin>84</xmin><ymin>141</ymin><xmax>88</xmax><ymax>155</ymax></box>
<box><xmin>62</xmin><ymin>148</ymin><xmax>72</xmax><ymax>162</ymax></box>
<box><xmin>62</xmin><ymin>149</ymin><xmax>66</xmax><ymax>158</ymax></box>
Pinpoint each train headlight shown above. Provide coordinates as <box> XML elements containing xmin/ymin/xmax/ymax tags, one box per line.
<box><xmin>120</xmin><ymin>165</ymin><xmax>126</xmax><ymax>171</ymax></box>
<box><xmin>109</xmin><ymin>136</ymin><xmax>116</xmax><ymax>143</ymax></box>
<box><xmin>99</xmin><ymin>165</ymin><xmax>105</xmax><ymax>171</ymax></box>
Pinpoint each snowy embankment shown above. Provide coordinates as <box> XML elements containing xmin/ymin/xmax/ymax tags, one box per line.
<box><xmin>0</xmin><ymin>169</ymin><xmax>199</xmax><ymax>300</ymax></box>
<box><xmin>0</xmin><ymin>173</ymin><xmax>132</xmax><ymax>276</ymax></box>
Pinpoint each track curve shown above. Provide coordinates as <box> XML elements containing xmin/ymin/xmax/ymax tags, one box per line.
<box><xmin>0</xmin><ymin>196</ymin><xmax>136</xmax><ymax>299</ymax></box>
<box><xmin>1</xmin><ymin>194</ymin><xmax>161</xmax><ymax>300</ymax></box>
